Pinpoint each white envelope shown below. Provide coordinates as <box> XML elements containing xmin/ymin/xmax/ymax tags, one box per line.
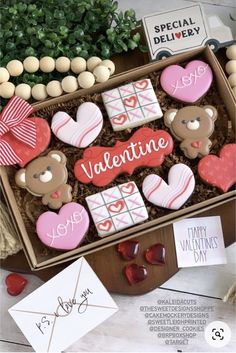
<box><xmin>9</xmin><ymin>257</ymin><xmax>118</xmax><ymax>352</ymax></box>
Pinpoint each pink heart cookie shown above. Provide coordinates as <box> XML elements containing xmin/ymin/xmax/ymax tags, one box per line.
<box><xmin>36</xmin><ymin>202</ymin><xmax>89</xmax><ymax>250</ymax></box>
<box><xmin>160</xmin><ymin>60</ymin><xmax>213</xmax><ymax>103</ymax></box>
<box><xmin>51</xmin><ymin>102</ymin><xmax>103</xmax><ymax>148</ymax></box>
<box><xmin>142</xmin><ymin>164</ymin><xmax>195</xmax><ymax>210</ymax></box>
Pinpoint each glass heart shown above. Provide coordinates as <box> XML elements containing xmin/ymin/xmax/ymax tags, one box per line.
<box><xmin>124</xmin><ymin>264</ymin><xmax>148</xmax><ymax>285</ymax></box>
<box><xmin>145</xmin><ymin>243</ymin><xmax>166</xmax><ymax>265</ymax></box>
<box><xmin>117</xmin><ymin>240</ymin><xmax>140</xmax><ymax>260</ymax></box>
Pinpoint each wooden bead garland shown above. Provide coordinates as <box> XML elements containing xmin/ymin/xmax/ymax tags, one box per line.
<box><xmin>0</xmin><ymin>55</ymin><xmax>115</xmax><ymax>101</ymax></box>
<box><xmin>225</xmin><ymin>45</ymin><xmax>236</xmax><ymax>97</ymax></box>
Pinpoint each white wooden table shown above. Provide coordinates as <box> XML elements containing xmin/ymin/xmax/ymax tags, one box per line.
<box><xmin>0</xmin><ymin>0</ymin><xmax>235</xmax><ymax>351</ymax></box>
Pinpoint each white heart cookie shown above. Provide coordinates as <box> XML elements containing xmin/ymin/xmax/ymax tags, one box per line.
<box><xmin>51</xmin><ymin>102</ymin><xmax>103</xmax><ymax>148</ymax></box>
<box><xmin>142</xmin><ymin>163</ymin><xmax>195</xmax><ymax>210</ymax></box>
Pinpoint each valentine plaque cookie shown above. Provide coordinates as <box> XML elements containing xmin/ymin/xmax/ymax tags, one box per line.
<box><xmin>101</xmin><ymin>79</ymin><xmax>163</xmax><ymax>131</ymax></box>
<box><xmin>86</xmin><ymin>181</ymin><xmax>148</xmax><ymax>237</ymax></box>
<box><xmin>74</xmin><ymin>127</ymin><xmax>173</xmax><ymax>187</ymax></box>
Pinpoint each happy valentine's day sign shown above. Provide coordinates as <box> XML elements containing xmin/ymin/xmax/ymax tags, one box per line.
<box><xmin>142</xmin><ymin>4</ymin><xmax>209</xmax><ymax>60</ymax></box>
<box><xmin>74</xmin><ymin>127</ymin><xmax>173</xmax><ymax>187</ymax></box>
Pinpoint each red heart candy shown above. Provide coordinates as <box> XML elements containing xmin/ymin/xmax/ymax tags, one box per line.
<box><xmin>120</xmin><ymin>182</ymin><xmax>135</xmax><ymax>195</ymax></box>
<box><xmin>112</xmin><ymin>114</ymin><xmax>128</xmax><ymax>125</ymax></box>
<box><xmin>145</xmin><ymin>243</ymin><xmax>166</xmax><ymax>265</ymax></box>
<box><xmin>175</xmin><ymin>32</ymin><xmax>181</xmax><ymax>39</ymax></box>
<box><xmin>117</xmin><ymin>240</ymin><xmax>140</xmax><ymax>260</ymax></box>
<box><xmin>123</xmin><ymin>96</ymin><xmax>137</xmax><ymax>108</ymax></box>
<box><xmin>5</xmin><ymin>273</ymin><xmax>28</xmax><ymax>296</ymax></box>
<box><xmin>198</xmin><ymin>144</ymin><xmax>236</xmax><ymax>193</ymax></box>
<box><xmin>2</xmin><ymin>117</ymin><xmax>51</xmax><ymax>167</ymax></box>
<box><xmin>124</xmin><ymin>264</ymin><xmax>148</xmax><ymax>285</ymax></box>
<box><xmin>134</xmin><ymin>80</ymin><xmax>149</xmax><ymax>90</ymax></box>
<box><xmin>191</xmin><ymin>141</ymin><xmax>202</xmax><ymax>149</ymax></box>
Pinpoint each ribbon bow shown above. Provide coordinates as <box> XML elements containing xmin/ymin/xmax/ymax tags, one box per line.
<box><xmin>0</xmin><ymin>96</ymin><xmax>36</xmax><ymax>166</ymax></box>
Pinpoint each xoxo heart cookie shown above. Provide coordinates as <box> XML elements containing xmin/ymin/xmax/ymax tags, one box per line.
<box><xmin>160</xmin><ymin>60</ymin><xmax>213</xmax><ymax>103</ymax></box>
<box><xmin>36</xmin><ymin>202</ymin><xmax>89</xmax><ymax>250</ymax></box>
<box><xmin>198</xmin><ymin>144</ymin><xmax>236</xmax><ymax>193</ymax></box>
<box><xmin>51</xmin><ymin>102</ymin><xmax>103</xmax><ymax>148</ymax></box>
<box><xmin>142</xmin><ymin>164</ymin><xmax>195</xmax><ymax>210</ymax></box>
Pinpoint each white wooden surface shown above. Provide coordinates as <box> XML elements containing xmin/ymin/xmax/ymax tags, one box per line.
<box><xmin>0</xmin><ymin>0</ymin><xmax>236</xmax><ymax>352</ymax></box>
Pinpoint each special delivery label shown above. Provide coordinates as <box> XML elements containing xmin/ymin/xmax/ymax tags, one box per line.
<box><xmin>142</xmin><ymin>4</ymin><xmax>209</xmax><ymax>60</ymax></box>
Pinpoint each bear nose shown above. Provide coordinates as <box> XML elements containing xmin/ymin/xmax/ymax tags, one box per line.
<box><xmin>39</xmin><ymin>170</ymin><xmax>53</xmax><ymax>183</ymax></box>
<box><xmin>186</xmin><ymin>120</ymin><xmax>200</xmax><ymax>130</ymax></box>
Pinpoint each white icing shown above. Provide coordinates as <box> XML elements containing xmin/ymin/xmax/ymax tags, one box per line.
<box><xmin>39</xmin><ymin>170</ymin><xmax>53</xmax><ymax>183</ymax></box>
<box><xmin>50</xmin><ymin>153</ymin><xmax>61</xmax><ymax>162</ymax></box>
<box><xmin>19</xmin><ymin>172</ymin><xmax>26</xmax><ymax>184</ymax></box>
<box><xmin>186</xmin><ymin>120</ymin><xmax>200</xmax><ymax>130</ymax></box>
<box><xmin>205</xmin><ymin>107</ymin><xmax>214</xmax><ymax>117</ymax></box>
<box><xmin>167</xmin><ymin>111</ymin><xmax>177</xmax><ymax>124</ymax></box>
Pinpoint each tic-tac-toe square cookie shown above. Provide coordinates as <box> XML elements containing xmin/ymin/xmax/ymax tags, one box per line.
<box><xmin>86</xmin><ymin>181</ymin><xmax>148</xmax><ymax>237</ymax></box>
<box><xmin>101</xmin><ymin>79</ymin><xmax>163</xmax><ymax>131</ymax></box>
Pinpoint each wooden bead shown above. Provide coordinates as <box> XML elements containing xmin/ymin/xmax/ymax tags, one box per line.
<box><xmin>87</xmin><ymin>56</ymin><xmax>102</xmax><ymax>72</ymax></box>
<box><xmin>6</xmin><ymin>60</ymin><xmax>23</xmax><ymax>76</ymax></box>
<box><xmin>39</xmin><ymin>57</ymin><xmax>55</xmax><ymax>73</ymax></box>
<box><xmin>55</xmin><ymin>56</ymin><xmax>71</xmax><ymax>73</ymax></box>
<box><xmin>93</xmin><ymin>65</ymin><xmax>110</xmax><ymax>83</ymax></box>
<box><xmin>0</xmin><ymin>82</ymin><xmax>15</xmax><ymax>98</ymax></box>
<box><xmin>78</xmin><ymin>71</ymin><xmax>95</xmax><ymax>89</ymax></box>
<box><xmin>226</xmin><ymin>45</ymin><xmax>236</xmax><ymax>60</ymax></box>
<box><xmin>228</xmin><ymin>73</ymin><xmax>236</xmax><ymax>88</ymax></box>
<box><xmin>71</xmin><ymin>57</ymin><xmax>86</xmax><ymax>74</ymax></box>
<box><xmin>101</xmin><ymin>59</ymin><xmax>115</xmax><ymax>75</ymax></box>
<box><xmin>0</xmin><ymin>68</ymin><xmax>10</xmax><ymax>83</ymax></box>
<box><xmin>15</xmin><ymin>83</ymin><xmax>31</xmax><ymax>100</ymax></box>
<box><xmin>61</xmin><ymin>76</ymin><xmax>78</xmax><ymax>93</ymax></box>
<box><xmin>46</xmin><ymin>80</ymin><xmax>63</xmax><ymax>97</ymax></box>
<box><xmin>232</xmin><ymin>86</ymin><xmax>236</xmax><ymax>97</ymax></box>
<box><xmin>23</xmin><ymin>56</ymin><xmax>39</xmax><ymax>73</ymax></box>
<box><xmin>32</xmin><ymin>84</ymin><xmax>48</xmax><ymax>100</ymax></box>
<box><xmin>225</xmin><ymin>60</ymin><xmax>236</xmax><ymax>75</ymax></box>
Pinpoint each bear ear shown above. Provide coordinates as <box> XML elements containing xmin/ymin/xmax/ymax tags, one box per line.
<box><xmin>203</xmin><ymin>105</ymin><xmax>218</xmax><ymax>121</ymax></box>
<box><xmin>48</xmin><ymin>151</ymin><xmax>67</xmax><ymax>165</ymax></box>
<box><xmin>164</xmin><ymin>109</ymin><xmax>178</xmax><ymax>127</ymax></box>
<box><xmin>15</xmin><ymin>169</ymin><xmax>27</xmax><ymax>188</ymax></box>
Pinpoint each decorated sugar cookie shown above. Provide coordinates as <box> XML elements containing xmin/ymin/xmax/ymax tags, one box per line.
<box><xmin>198</xmin><ymin>144</ymin><xmax>236</xmax><ymax>193</ymax></box>
<box><xmin>15</xmin><ymin>151</ymin><xmax>72</xmax><ymax>209</ymax></box>
<box><xmin>36</xmin><ymin>202</ymin><xmax>89</xmax><ymax>250</ymax></box>
<box><xmin>51</xmin><ymin>102</ymin><xmax>103</xmax><ymax>148</ymax></box>
<box><xmin>0</xmin><ymin>96</ymin><xmax>51</xmax><ymax>167</ymax></box>
<box><xmin>86</xmin><ymin>181</ymin><xmax>148</xmax><ymax>237</ymax></box>
<box><xmin>101</xmin><ymin>79</ymin><xmax>163</xmax><ymax>131</ymax></box>
<box><xmin>160</xmin><ymin>60</ymin><xmax>213</xmax><ymax>103</ymax></box>
<box><xmin>142</xmin><ymin>164</ymin><xmax>195</xmax><ymax>210</ymax></box>
<box><xmin>164</xmin><ymin>105</ymin><xmax>217</xmax><ymax>159</ymax></box>
<box><xmin>74</xmin><ymin>127</ymin><xmax>173</xmax><ymax>187</ymax></box>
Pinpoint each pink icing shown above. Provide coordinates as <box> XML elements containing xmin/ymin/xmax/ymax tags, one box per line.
<box><xmin>160</xmin><ymin>60</ymin><xmax>213</xmax><ymax>103</ymax></box>
<box><xmin>36</xmin><ymin>202</ymin><xmax>89</xmax><ymax>250</ymax></box>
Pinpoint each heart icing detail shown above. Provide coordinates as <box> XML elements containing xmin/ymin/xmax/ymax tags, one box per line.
<box><xmin>123</xmin><ymin>96</ymin><xmax>137</xmax><ymax>108</ymax></box>
<box><xmin>191</xmin><ymin>141</ymin><xmax>202</xmax><ymax>149</ymax></box>
<box><xmin>134</xmin><ymin>80</ymin><xmax>149</xmax><ymax>90</ymax></box>
<box><xmin>145</xmin><ymin>244</ymin><xmax>166</xmax><ymax>265</ymax></box>
<box><xmin>117</xmin><ymin>240</ymin><xmax>140</xmax><ymax>260</ymax></box>
<box><xmin>97</xmin><ymin>220</ymin><xmax>112</xmax><ymax>232</ymax></box>
<box><xmin>5</xmin><ymin>273</ymin><xmax>28</xmax><ymax>296</ymax></box>
<box><xmin>36</xmin><ymin>202</ymin><xmax>89</xmax><ymax>250</ymax></box>
<box><xmin>113</xmin><ymin>114</ymin><xmax>128</xmax><ymax>125</ymax></box>
<box><xmin>121</xmin><ymin>182</ymin><xmax>135</xmax><ymax>195</ymax></box>
<box><xmin>1</xmin><ymin>118</ymin><xmax>51</xmax><ymax>167</ymax></box>
<box><xmin>125</xmin><ymin>264</ymin><xmax>148</xmax><ymax>285</ymax></box>
<box><xmin>160</xmin><ymin>60</ymin><xmax>213</xmax><ymax>103</ymax></box>
<box><xmin>198</xmin><ymin>144</ymin><xmax>236</xmax><ymax>193</ymax></box>
<box><xmin>108</xmin><ymin>200</ymin><xmax>125</xmax><ymax>213</ymax></box>
<box><xmin>142</xmin><ymin>163</ymin><xmax>195</xmax><ymax>210</ymax></box>
<box><xmin>51</xmin><ymin>102</ymin><xmax>103</xmax><ymax>148</ymax></box>
<box><xmin>175</xmin><ymin>32</ymin><xmax>181</xmax><ymax>39</ymax></box>
<box><xmin>51</xmin><ymin>191</ymin><xmax>61</xmax><ymax>199</ymax></box>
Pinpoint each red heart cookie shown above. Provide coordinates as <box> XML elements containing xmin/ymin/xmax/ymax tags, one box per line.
<box><xmin>5</xmin><ymin>273</ymin><xmax>28</xmax><ymax>296</ymax></box>
<box><xmin>117</xmin><ymin>240</ymin><xmax>140</xmax><ymax>260</ymax></box>
<box><xmin>2</xmin><ymin>118</ymin><xmax>51</xmax><ymax>167</ymax></box>
<box><xmin>198</xmin><ymin>144</ymin><xmax>236</xmax><ymax>193</ymax></box>
<box><xmin>125</xmin><ymin>264</ymin><xmax>148</xmax><ymax>285</ymax></box>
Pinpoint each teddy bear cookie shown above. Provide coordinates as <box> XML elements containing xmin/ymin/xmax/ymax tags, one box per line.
<box><xmin>15</xmin><ymin>151</ymin><xmax>72</xmax><ymax>209</ymax></box>
<box><xmin>164</xmin><ymin>105</ymin><xmax>217</xmax><ymax>159</ymax></box>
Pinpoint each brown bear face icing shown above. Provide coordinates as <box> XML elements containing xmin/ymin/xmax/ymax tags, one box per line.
<box><xmin>15</xmin><ymin>151</ymin><xmax>72</xmax><ymax>209</ymax></box>
<box><xmin>164</xmin><ymin>105</ymin><xmax>217</xmax><ymax>159</ymax></box>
